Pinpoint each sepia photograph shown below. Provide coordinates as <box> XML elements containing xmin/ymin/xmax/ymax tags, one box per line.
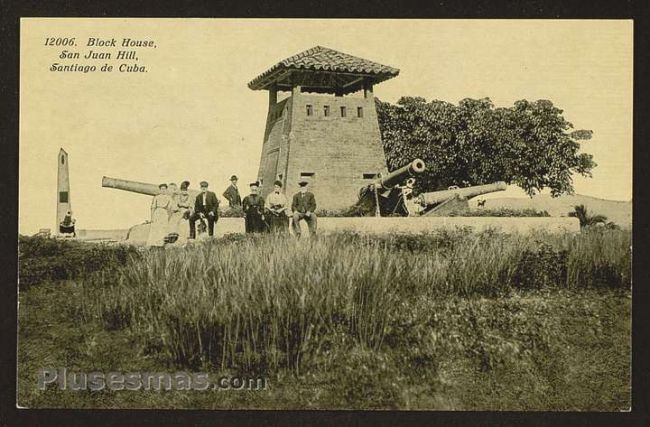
<box><xmin>17</xmin><ymin>18</ymin><xmax>632</xmax><ymax>411</ymax></box>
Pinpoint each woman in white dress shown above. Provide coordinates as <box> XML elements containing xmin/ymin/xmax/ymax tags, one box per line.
<box><xmin>168</xmin><ymin>181</ymin><xmax>193</xmax><ymax>245</ymax></box>
<box><xmin>146</xmin><ymin>183</ymin><xmax>172</xmax><ymax>247</ymax></box>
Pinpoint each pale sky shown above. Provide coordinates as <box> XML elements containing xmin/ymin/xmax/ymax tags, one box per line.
<box><xmin>19</xmin><ymin>19</ymin><xmax>632</xmax><ymax>234</ymax></box>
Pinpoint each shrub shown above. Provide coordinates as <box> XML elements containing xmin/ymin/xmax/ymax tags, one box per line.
<box><xmin>18</xmin><ymin>235</ymin><xmax>140</xmax><ymax>287</ymax></box>
<box><xmin>512</xmin><ymin>242</ymin><xmax>568</xmax><ymax>290</ymax></box>
<box><xmin>219</xmin><ymin>207</ymin><xmax>245</xmax><ymax>218</ymax></box>
<box><xmin>315</xmin><ymin>206</ymin><xmax>367</xmax><ymax>217</ymax></box>
<box><xmin>317</xmin><ymin>207</ymin><xmax>551</xmax><ymax>218</ymax></box>
<box><xmin>449</xmin><ymin>208</ymin><xmax>551</xmax><ymax>217</ymax></box>
<box><xmin>319</xmin><ymin>345</ymin><xmax>406</xmax><ymax>409</ymax></box>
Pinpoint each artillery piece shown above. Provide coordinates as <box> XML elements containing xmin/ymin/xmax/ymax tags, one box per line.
<box><xmin>413</xmin><ymin>181</ymin><xmax>507</xmax><ymax>216</ymax></box>
<box><xmin>355</xmin><ymin>159</ymin><xmax>426</xmax><ymax>216</ymax></box>
<box><xmin>102</xmin><ymin>177</ymin><xmax>202</xmax><ymax>199</ymax></box>
<box><xmin>103</xmin><ymin>176</ymin><xmax>207</xmax><ymax>243</ymax></box>
<box><xmin>354</xmin><ymin>161</ymin><xmax>507</xmax><ymax>217</ymax></box>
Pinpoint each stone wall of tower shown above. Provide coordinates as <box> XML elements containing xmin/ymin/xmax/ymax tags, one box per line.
<box><xmin>257</xmin><ymin>90</ymin><xmax>388</xmax><ymax>211</ymax></box>
<box><xmin>256</xmin><ymin>97</ymin><xmax>292</xmax><ymax>194</ymax></box>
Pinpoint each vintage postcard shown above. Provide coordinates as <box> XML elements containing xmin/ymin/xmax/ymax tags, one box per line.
<box><xmin>17</xmin><ymin>18</ymin><xmax>632</xmax><ymax>410</ymax></box>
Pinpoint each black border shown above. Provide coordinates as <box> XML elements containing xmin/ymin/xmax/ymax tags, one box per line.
<box><xmin>2</xmin><ymin>1</ymin><xmax>649</xmax><ymax>426</ymax></box>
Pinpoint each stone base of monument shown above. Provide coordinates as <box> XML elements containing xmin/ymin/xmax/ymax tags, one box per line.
<box><xmin>122</xmin><ymin>217</ymin><xmax>580</xmax><ymax>246</ymax></box>
<box><xmin>76</xmin><ymin>229</ymin><xmax>129</xmax><ymax>242</ymax></box>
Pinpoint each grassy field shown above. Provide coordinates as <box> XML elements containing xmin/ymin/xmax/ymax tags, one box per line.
<box><xmin>17</xmin><ymin>230</ymin><xmax>631</xmax><ymax>410</ymax></box>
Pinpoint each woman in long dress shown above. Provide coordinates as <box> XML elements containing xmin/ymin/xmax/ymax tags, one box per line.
<box><xmin>146</xmin><ymin>183</ymin><xmax>172</xmax><ymax>247</ymax></box>
<box><xmin>265</xmin><ymin>180</ymin><xmax>289</xmax><ymax>233</ymax></box>
<box><xmin>168</xmin><ymin>181</ymin><xmax>192</xmax><ymax>245</ymax></box>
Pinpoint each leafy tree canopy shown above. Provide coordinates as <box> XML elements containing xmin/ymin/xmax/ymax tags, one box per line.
<box><xmin>376</xmin><ymin>97</ymin><xmax>596</xmax><ymax>197</ymax></box>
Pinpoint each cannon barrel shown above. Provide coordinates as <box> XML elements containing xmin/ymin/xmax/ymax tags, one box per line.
<box><xmin>102</xmin><ymin>176</ymin><xmax>202</xmax><ymax>199</ymax></box>
<box><xmin>102</xmin><ymin>176</ymin><xmax>163</xmax><ymax>196</ymax></box>
<box><xmin>417</xmin><ymin>181</ymin><xmax>507</xmax><ymax>206</ymax></box>
<box><xmin>378</xmin><ymin>158</ymin><xmax>426</xmax><ymax>190</ymax></box>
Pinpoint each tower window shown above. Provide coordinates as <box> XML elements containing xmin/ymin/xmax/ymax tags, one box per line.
<box><xmin>357</xmin><ymin>107</ymin><xmax>364</xmax><ymax>118</ymax></box>
<box><xmin>300</xmin><ymin>172</ymin><xmax>315</xmax><ymax>178</ymax></box>
<box><xmin>59</xmin><ymin>191</ymin><xmax>69</xmax><ymax>203</ymax></box>
<box><xmin>61</xmin><ymin>156</ymin><xmax>65</xmax><ymax>164</ymax></box>
<box><xmin>340</xmin><ymin>106</ymin><xmax>347</xmax><ymax>117</ymax></box>
<box><xmin>324</xmin><ymin>105</ymin><xmax>330</xmax><ymax>117</ymax></box>
<box><xmin>306</xmin><ymin>105</ymin><xmax>313</xmax><ymax>116</ymax></box>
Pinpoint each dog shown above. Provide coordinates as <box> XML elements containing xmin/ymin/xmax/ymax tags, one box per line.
<box><xmin>194</xmin><ymin>217</ymin><xmax>211</xmax><ymax>241</ymax></box>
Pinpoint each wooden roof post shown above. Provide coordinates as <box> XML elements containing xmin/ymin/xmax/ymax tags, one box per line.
<box><xmin>269</xmin><ymin>84</ymin><xmax>277</xmax><ymax>106</ymax></box>
<box><xmin>290</xmin><ymin>71</ymin><xmax>301</xmax><ymax>97</ymax></box>
<box><xmin>363</xmin><ymin>79</ymin><xmax>374</xmax><ymax>99</ymax></box>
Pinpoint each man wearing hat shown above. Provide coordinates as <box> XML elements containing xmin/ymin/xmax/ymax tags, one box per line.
<box><xmin>189</xmin><ymin>181</ymin><xmax>219</xmax><ymax>239</ymax></box>
<box><xmin>242</xmin><ymin>181</ymin><xmax>266</xmax><ymax>233</ymax></box>
<box><xmin>222</xmin><ymin>175</ymin><xmax>242</xmax><ymax>208</ymax></box>
<box><xmin>291</xmin><ymin>180</ymin><xmax>317</xmax><ymax>237</ymax></box>
<box><xmin>266</xmin><ymin>180</ymin><xmax>289</xmax><ymax>233</ymax></box>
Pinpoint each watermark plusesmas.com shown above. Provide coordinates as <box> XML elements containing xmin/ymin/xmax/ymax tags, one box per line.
<box><xmin>37</xmin><ymin>368</ymin><xmax>268</xmax><ymax>392</ymax></box>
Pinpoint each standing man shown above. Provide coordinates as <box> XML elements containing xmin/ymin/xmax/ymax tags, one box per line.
<box><xmin>222</xmin><ymin>175</ymin><xmax>242</xmax><ymax>208</ymax></box>
<box><xmin>291</xmin><ymin>180</ymin><xmax>317</xmax><ymax>237</ymax></box>
<box><xmin>242</xmin><ymin>181</ymin><xmax>266</xmax><ymax>233</ymax></box>
<box><xmin>189</xmin><ymin>181</ymin><xmax>219</xmax><ymax>239</ymax></box>
<box><xmin>266</xmin><ymin>180</ymin><xmax>289</xmax><ymax>233</ymax></box>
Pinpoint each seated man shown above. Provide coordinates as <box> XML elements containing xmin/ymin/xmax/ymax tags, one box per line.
<box><xmin>291</xmin><ymin>180</ymin><xmax>317</xmax><ymax>237</ymax></box>
<box><xmin>59</xmin><ymin>211</ymin><xmax>76</xmax><ymax>237</ymax></box>
<box><xmin>189</xmin><ymin>181</ymin><xmax>219</xmax><ymax>239</ymax></box>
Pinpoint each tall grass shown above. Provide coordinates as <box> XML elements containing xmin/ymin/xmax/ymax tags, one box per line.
<box><xmin>80</xmin><ymin>229</ymin><xmax>631</xmax><ymax>373</ymax></box>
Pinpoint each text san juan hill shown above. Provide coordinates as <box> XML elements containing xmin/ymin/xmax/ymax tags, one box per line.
<box><xmin>48</xmin><ymin>37</ymin><xmax>156</xmax><ymax>73</ymax></box>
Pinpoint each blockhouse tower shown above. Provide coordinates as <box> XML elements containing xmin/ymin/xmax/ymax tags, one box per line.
<box><xmin>247</xmin><ymin>46</ymin><xmax>399</xmax><ymax>210</ymax></box>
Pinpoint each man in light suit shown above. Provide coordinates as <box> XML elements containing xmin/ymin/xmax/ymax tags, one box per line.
<box><xmin>189</xmin><ymin>181</ymin><xmax>219</xmax><ymax>239</ymax></box>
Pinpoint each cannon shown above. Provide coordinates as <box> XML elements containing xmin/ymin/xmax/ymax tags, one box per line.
<box><xmin>355</xmin><ymin>159</ymin><xmax>426</xmax><ymax>216</ymax></box>
<box><xmin>102</xmin><ymin>176</ymin><xmax>202</xmax><ymax>199</ymax></box>
<box><xmin>375</xmin><ymin>158</ymin><xmax>426</xmax><ymax>192</ymax></box>
<box><xmin>415</xmin><ymin>181</ymin><xmax>507</xmax><ymax>216</ymax></box>
<box><xmin>103</xmin><ymin>176</ymin><xmax>207</xmax><ymax>244</ymax></box>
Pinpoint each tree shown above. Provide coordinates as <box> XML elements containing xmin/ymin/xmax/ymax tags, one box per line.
<box><xmin>376</xmin><ymin>97</ymin><xmax>596</xmax><ymax>196</ymax></box>
<box><xmin>568</xmin><ymin>204</ymin><xmax>608</xmax><ymax>228</ymax></box>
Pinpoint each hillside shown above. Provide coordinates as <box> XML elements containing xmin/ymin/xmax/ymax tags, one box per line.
<box><xmin>470</xmin><ymin>194</ymin><xmax>632</xmax><ymax>228</ymax></box>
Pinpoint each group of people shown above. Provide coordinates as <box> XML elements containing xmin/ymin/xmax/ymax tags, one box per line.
<box><xmin>146</xmin><ymin>180</ymin><xmax>207</xmax><ymax>247</ymax></box>
<box><xmin>145</xmin><ymin>175</ymin><xmax>318</xmax><ymax>247</ymax></box>
<box><xmin>239</xmin><ymin>178</ymin><xmax>318</xmax><ymax>237</ymax></box>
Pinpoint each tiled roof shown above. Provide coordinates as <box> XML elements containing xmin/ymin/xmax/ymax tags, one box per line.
<box><xmin>248</xmin><ymin>46</ymin><xmax>400</xmax><ymax>91</ymax></box>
